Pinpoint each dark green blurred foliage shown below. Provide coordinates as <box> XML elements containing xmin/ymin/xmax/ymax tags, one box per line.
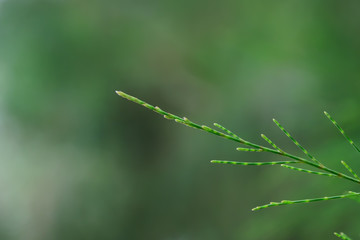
<box><xmin>0</xmin><ymin>0</ymin><xmax>360</xmax><ymax>239</ymax></box>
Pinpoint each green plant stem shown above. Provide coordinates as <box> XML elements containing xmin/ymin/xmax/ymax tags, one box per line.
<box><xmin>211</xmin><ymin>160</ymin><xmax>299</xmax><ymax>166</ymax></box>
<box><xmin>252</xmin><ymin>191</ymin><xmax>360</xmax><ymax>211</ymax></box>
<box><xmin>236</xmin><ymin>147</ymin><xmax>264</xmax><ymax>152</ymax></box>
<box><xmin>116</xmin><ymin>91</ymin><xmax>360</xmax><ymax>185</ymax></box>
<box><xmin>273</xmin><ymin>118</ymin><xmax>321</xmax><ymax>165</ymax></box>
<box><xmin>261</xmin><ymin>134</ymin><xmax>283</xmax><ymax>152</ymax></box>
<box><xmin>324</xmin><ymin>111</ymin><xmax>360</xmax><ymax>153</ymax></box>
<box><xmin>341</xmin><ymin>160</ymin><xmax>360</xmax><ymax>180</ymax></box>
<box><xmin>334</xmin><ymin>232</ymin><xmax>352</xmax><ymax>240</ymax></box>
<box><xmin>280</xmin><ymin>164</ymin><xmax>337</xmax><ymax>177</ymax></box>
<box><xmin>118</xmin><ymin>91</ymin><xmax>360</xmax><ymax>239</ymax></box>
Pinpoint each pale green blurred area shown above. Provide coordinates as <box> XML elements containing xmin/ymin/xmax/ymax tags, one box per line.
<box><xmin>0</xmin><ymin>0</ymin><xmax>360</xmax><ymax>239</ymax></box>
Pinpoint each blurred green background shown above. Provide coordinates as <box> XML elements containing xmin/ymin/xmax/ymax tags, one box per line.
<box><xmin>0</xmin><ymin>0</ymin><xmax>360</xmax><ymax>239</ymax></box>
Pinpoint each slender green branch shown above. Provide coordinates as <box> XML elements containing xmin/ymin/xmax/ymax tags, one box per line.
<box><xmin>118</xmin><ymin>91</ymin><xmax>360</xmax><ymax>239</ymax></box>
<box><xmin>116</xmin><ymin>91</ymin><xmax>243</xmax><ymax>142</ymax></box>
<box><xmin>273</xmin><ymin>119</ymin><xmax>321</xmax><ymax>165</ymax></box>
<box><xmin>281</xmin><ymin>164</ymin><xmax>337</xmax><ymax>177</ymax></box>
<box><xmin>324</xmin><ymin>111</ymin><xmax>360</xmax><ymax>153</ymax></box>
<box><xmin>252</xmin><ymin>191</ymin><xmax>360</xmax><ymax>211</ymax></box>
<box><xmin>211</xmin><ymin>160</ymin><xmax>299</xmax><ymax>166</ymax></box>
<box><xmin>261</xmin><ymin>134</ymin><xmax>283</xmax><ymax>152</ymax></box>
<box><xmin>214</xmin><ymin>123</ymin><xmax>243</xmax><ymax>141</ymax></box>
<box><xmin>269</xmin><ymin>151</ymin><xmax>359</xmax><ymax>184</ymax></box>
<box><xmin>236</xmin><ymin>147</ymin><xmax>264</xmax><ymax>152</ymax></box>
<box><xmin>116</xmin><ymin>91</ymin><xmax>360</xmax><ymax>185</ymax></box>
<box><xmin>341</xmin><ymin>160</ymin><xmax>360</xmax><ymax>180</ymax></box>
<box><xmin>118</xmin><ymin>89</ymin><xmax>360</xmax><ymax>240</ymax></box>
<box><xmin>334</xmin><ymin>232</ymin><xmax>352</xmax><ymax>240</ymax></box>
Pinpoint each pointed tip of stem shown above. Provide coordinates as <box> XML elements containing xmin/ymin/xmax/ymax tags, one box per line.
<box><xmin>115</xmin><ymin>90</ymin><xmax>123</xmax><ymax>96</ymax></box>
<box><xmin>210</xmin><ymin>160</ymin><xmax>217</xmax><ymax>163</ymax></box>
<box><xmin>272</xmin><ymin>118</ymin><xmax>278</xmax><ymax>124</ymax></box>
<box><xmin>260</xmin><ymin>133</ymin><xmax>265</xmax><ymax>137</ymax></box>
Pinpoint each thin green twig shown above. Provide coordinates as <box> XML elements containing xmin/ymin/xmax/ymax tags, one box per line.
<box><xmin>211</xmin><ymin>160</ymin><xmax>299</xmax><ymax>166</ymax></box>
<box><xmin>118</xmin><ymin>91</ymin><xmax>360</xmax><ymax>239</ymax></box>
<box><xmin>281</xmin><ymin>164</ymin><xmax>337</xmax><ymax>177</ymax></box>
<box><xmin>334</xmin><ymin>232</ymin><xmax>352</xmax><ymax>240</ymax></box>
<box><xmin>341</xmin><ymin>160</ymin><xmax>360</xmax><ymax>180</ymax></box>
<box><xmin>261</xmin><ymin>134</ymin><xmax>283</xmax><ymax>152</ymax></box>
<box><xmin>236</xmin><ymin>147</ymin><xmax>264</xmax><ymax>152</ymax></box>
<box><xmin>273</xmin><ymin>119</ymin><xmax>321</xmax><ymax>165</ymax></box>
<box><xmin>116</xmin><ymin>91</ymin><xmax>360</xmax><ymax>185</ymax></box>
<box><xmin>252</xmin><ymin>191</ymin><xmax>360</xmax><ymax>211</ymax></box>
<box><xmin>324</xmin><ymin>111</ymin><xmax>360</xmax><ymax>153</ymax></box>
<box><xmin>214</xmin><ymin>123</ymin><xmax>243</xmax><ymax>141</ymax></box>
